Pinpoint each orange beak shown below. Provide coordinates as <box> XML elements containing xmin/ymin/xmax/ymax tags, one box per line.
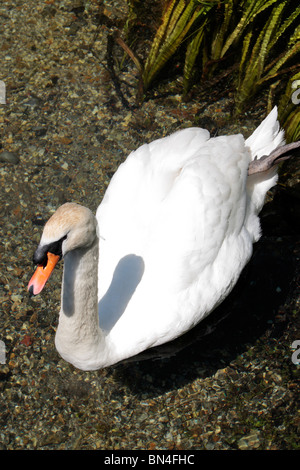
<box><xmin>28</xmin><ymin>252</ymin><xmax>60</xmax><ymax>296</ymax></box>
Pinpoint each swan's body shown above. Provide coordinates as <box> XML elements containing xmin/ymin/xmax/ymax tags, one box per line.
<box><xmin>28</xmin><ymin>107</ymin><xmax>299</xmax><ymax>371</ymax></box>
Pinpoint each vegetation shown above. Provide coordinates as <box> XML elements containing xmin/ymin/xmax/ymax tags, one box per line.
<box><xmin>141</xmin><ymin>0</ymin><xmax>217</xmax><ymax>93</ymax></box>
<box><xmin>235</xmin><ymin>1</ymin><xmax>300</xmax><ymax>114</ymax></box>
<box><xmin>122</xmin><ymin>0</ymin><xmax>299</xmax><ymax>140</ymax></box>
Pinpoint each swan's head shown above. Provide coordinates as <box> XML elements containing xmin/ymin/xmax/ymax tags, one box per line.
<box><xmin>40</xmin><ymin>202</ymin><xmax>97</xmax><ymax>255</ymax></box>
<box><xmin>28</xmin><ymin>203</ymin><xmax>97</xmax><ymax>296</ymax></box>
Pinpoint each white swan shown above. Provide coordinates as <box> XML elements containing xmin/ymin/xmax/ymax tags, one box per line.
<box><xmin>28</xmin><ymin>107</ymin><xmax>300</xmax><ymax>371</ymax></box>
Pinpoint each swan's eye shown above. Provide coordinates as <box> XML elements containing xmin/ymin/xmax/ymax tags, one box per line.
<box><xmin>33</xmin><ymin>235</ymin><xmax>67</xmax><ymax>266</ymax></box>
<box><xmin>47</xmin><ymin>235</ymin><xmax>67</xmax><ymax>258</ymax></box>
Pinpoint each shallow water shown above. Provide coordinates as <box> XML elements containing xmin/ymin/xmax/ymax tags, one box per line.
<box><xmin>0</xmin><ymin>0</ymin><xmax>299</xmax><ymax>450</ymax></box>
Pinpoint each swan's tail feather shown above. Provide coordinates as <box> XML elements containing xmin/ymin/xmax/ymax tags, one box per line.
<box><xmin>245</xmin><ymin>107</ymin><xmax>299</xmax><ymax>242</ymax></box>
<box><xmin>245</xmin><ymin>106</ymin><xmax>285</xmax><ymax>161</ymax></box>
<box><xmin>245</xmin><ymin>107</ymin><xmax>285</xmax><ymax>242</ymax></box>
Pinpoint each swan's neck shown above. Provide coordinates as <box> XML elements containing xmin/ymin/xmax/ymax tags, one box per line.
<box><xmin>54</xmin><ymin>236</ymin><xmax>107</xmax><ymax>370</ymax></box>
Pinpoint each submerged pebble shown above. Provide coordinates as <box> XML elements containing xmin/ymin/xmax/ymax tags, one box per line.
<box><xmin>0</xmin><ymin>151</ymin><xmax>20</xmax><ymax>164</ymax></box>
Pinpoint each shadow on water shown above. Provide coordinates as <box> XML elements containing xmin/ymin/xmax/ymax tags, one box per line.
<box><xmin>108</xmin><ymin>189</ymin><xmax>299</xmax><ymax>396</ymax></box>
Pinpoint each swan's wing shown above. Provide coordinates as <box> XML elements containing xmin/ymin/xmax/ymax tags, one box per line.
<box><xmin>97</xmin><ymin>129</ymin><xmax>250</xmax><ymax>299</ymax></box>
<box><xmin>97</xmin><ymin>129</ymin><xmax>253</xmax><ymax>351</ymax></box>
<box><xmin>96</xmin><ymin>127</ymin><xmax>211</xmax><ymax>323</ymax></box>
<box><xmin>143</xmin><ymin>133</ymin><xmax>251</xmax><ymax>290</ymax></box>
<box><xmin>96</xmin><ymin>127</ymin><xmax>210</xmax><ymax>250</ymax></box>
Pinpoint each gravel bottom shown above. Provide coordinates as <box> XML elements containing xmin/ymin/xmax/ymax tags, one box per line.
<box><xmin>0</xmin><ymin>0</ymin><xmax>299</xmax><ymax>451</ymax></box>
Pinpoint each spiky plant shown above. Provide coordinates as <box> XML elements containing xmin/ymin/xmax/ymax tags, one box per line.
<box><xmin>183</xmin><ymin>18</ymin><xmax>207</xmax><ymax>93</ymax></box>
<box><xmin>124</xmin><ymin>0</ymin><xmax>299</xmax><ymax>126</ymax></box>
<box><xmin>210</xmin><ymin>0</ymin><xmax>279</xmax><ymax>62</ymax></box>
<box><xmin>141</xmin><ymin>0</ymin><xmax>217</xmax><ymax>94</ymax></box>
<box><xmin>182</xmin><ymin>0</ymin><xmax>273</xmax><ymax>93</ymax></box>
<box><xmin>235</xmin><ymin>2</ymin><xmax>300</xmax><ymax>114</ymax></box>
